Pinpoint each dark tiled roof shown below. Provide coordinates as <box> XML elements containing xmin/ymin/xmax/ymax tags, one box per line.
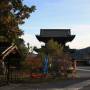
<box><xmin>40</xmin><ymin>29</ymin><xmax>71</xmax><ymax>37</ymax></box>
<box><xmin>36</xmin><ymin>29</ymin><xmax>75</xmax><ymax>43</ymax></box>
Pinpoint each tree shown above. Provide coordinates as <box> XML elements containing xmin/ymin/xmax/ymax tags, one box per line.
<box><xmin>38</xmin><ymin>39</ymin><xmax>74</xmax><ymax>78</ymax></box>
<box><xmin>0</xmin><ymin>0</ymin><xmax>36</xmax><ymax>60</ymax></box>
<box><xmin>37</xmin><ymin>39</ymin><xmax>64</xmax><ymax>61</ymax></box>
<box><xmin>46</xmin><ymin>39</ymin><xmax>64</xmax><ymax>57</ymax></box>
<box><xmin>0</xmin><ymin>0</ymin><xmax>36</xmax><ymax>43</ymax></box>
<box><xmin>35</xmin><ymin>39</ymin><xmax>64</xmax><ymax>75</ymax></box>
<box><xmin>0</xmin><ymin>1</ymin><xmax>36</xmax><ymax>76</ymax></box>
<box><xmin>46</xmin><ymin>39</ymin><xmax>64</xmax><ymax>75</ymax></box>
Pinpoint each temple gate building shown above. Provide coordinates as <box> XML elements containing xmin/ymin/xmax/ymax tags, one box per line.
<box><xmin>36</xmin><ymin>29</ymin><xmax>75</xmax><ymax>51</ymax></box>
<box><xmin>36</xmin><ymin>29</ymin><xmax>76</xmax><ymax>76</ymax></box>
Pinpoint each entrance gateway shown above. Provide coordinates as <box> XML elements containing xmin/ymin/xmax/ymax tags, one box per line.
<box><xmin>36</xmin><ymin>29</ymin><xmax>75</xmax><ymax>49</ymax></box>
<box><xmin>36</xmin><ymin>29</ymin><xmax>76</xmax><ymax>77</ymax></box>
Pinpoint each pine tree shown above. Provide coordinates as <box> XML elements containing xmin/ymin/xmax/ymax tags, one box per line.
<box><xmin>0</xmin><ymin>0</ymin><xmax>36</xmax><ymax>43</ymax></box>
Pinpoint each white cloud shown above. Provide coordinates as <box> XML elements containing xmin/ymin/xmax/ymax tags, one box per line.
<box><xmin>21</xmin><ymin>34</ymin><xmax>45</xmax><ymax>48</ymax></box>
<box><xmin>67</xmin><ymin>24</ymin><xmax>90</xmax><ymax>49</ymax></box>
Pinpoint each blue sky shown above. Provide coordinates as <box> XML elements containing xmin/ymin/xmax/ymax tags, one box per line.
<box><xmin>20</xmin><ymin>0</ymin><xmax>90</xmax><ymax>49</ymax></box>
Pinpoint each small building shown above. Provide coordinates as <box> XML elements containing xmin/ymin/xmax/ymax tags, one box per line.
<box><xmin>71</xmin><ymin>47</ymin><xmax>90</xmax><ymax>66</ymax></box>
<box><xmin>0</xmin><ymin>36</ymin><xmax>21</xmax><ymax>70</ymax></box>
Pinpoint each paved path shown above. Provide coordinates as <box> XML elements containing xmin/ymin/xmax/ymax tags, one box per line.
<box><xmin>0</xmin><ymin>66</ymin><xmax>90</xmax><ymax>90</ymax></box>
<box><xmin>76</xmin><ymin>66</ymin><xmax>90</xmax><ymax>90</ymax></box>
<box><xmin>76</xmin><ymin>66</ymin><xmax>90</xmax><ymax>78</ymax></box>
<box><xmin>80</xmin><ymin>85</ymin><xmax>90</xmax><ymax>90</ymax></box>
<box><xmin>0</xmin><ymin>78</ymin><xmax>90</xmax><ymax>90</ymax></box>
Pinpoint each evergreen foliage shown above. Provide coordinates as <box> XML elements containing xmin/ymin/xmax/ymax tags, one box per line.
<box><xmin>0</xmin><ymin>0</ymin><xmax>36</xmax><ymax>57</ymax></box>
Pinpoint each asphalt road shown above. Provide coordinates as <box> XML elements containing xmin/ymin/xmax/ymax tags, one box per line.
<box><xmin>0</xmin><ymin>66</ymin><xmax>90</xmax><ymax>90</ymax></box>
<box><xmin>77</xmin><ymin>66</ymin><xmax>90</xmax><ymax>78</ymax></box>
<box><xmin>0</xmin><ymin>78</ymin><xmax>89</xmax><ymax>90</ymax></box>
<box><xmin>77</xmin><ymin>66</ymin><xmax>90</xmax><ymax>90</ymax></box>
